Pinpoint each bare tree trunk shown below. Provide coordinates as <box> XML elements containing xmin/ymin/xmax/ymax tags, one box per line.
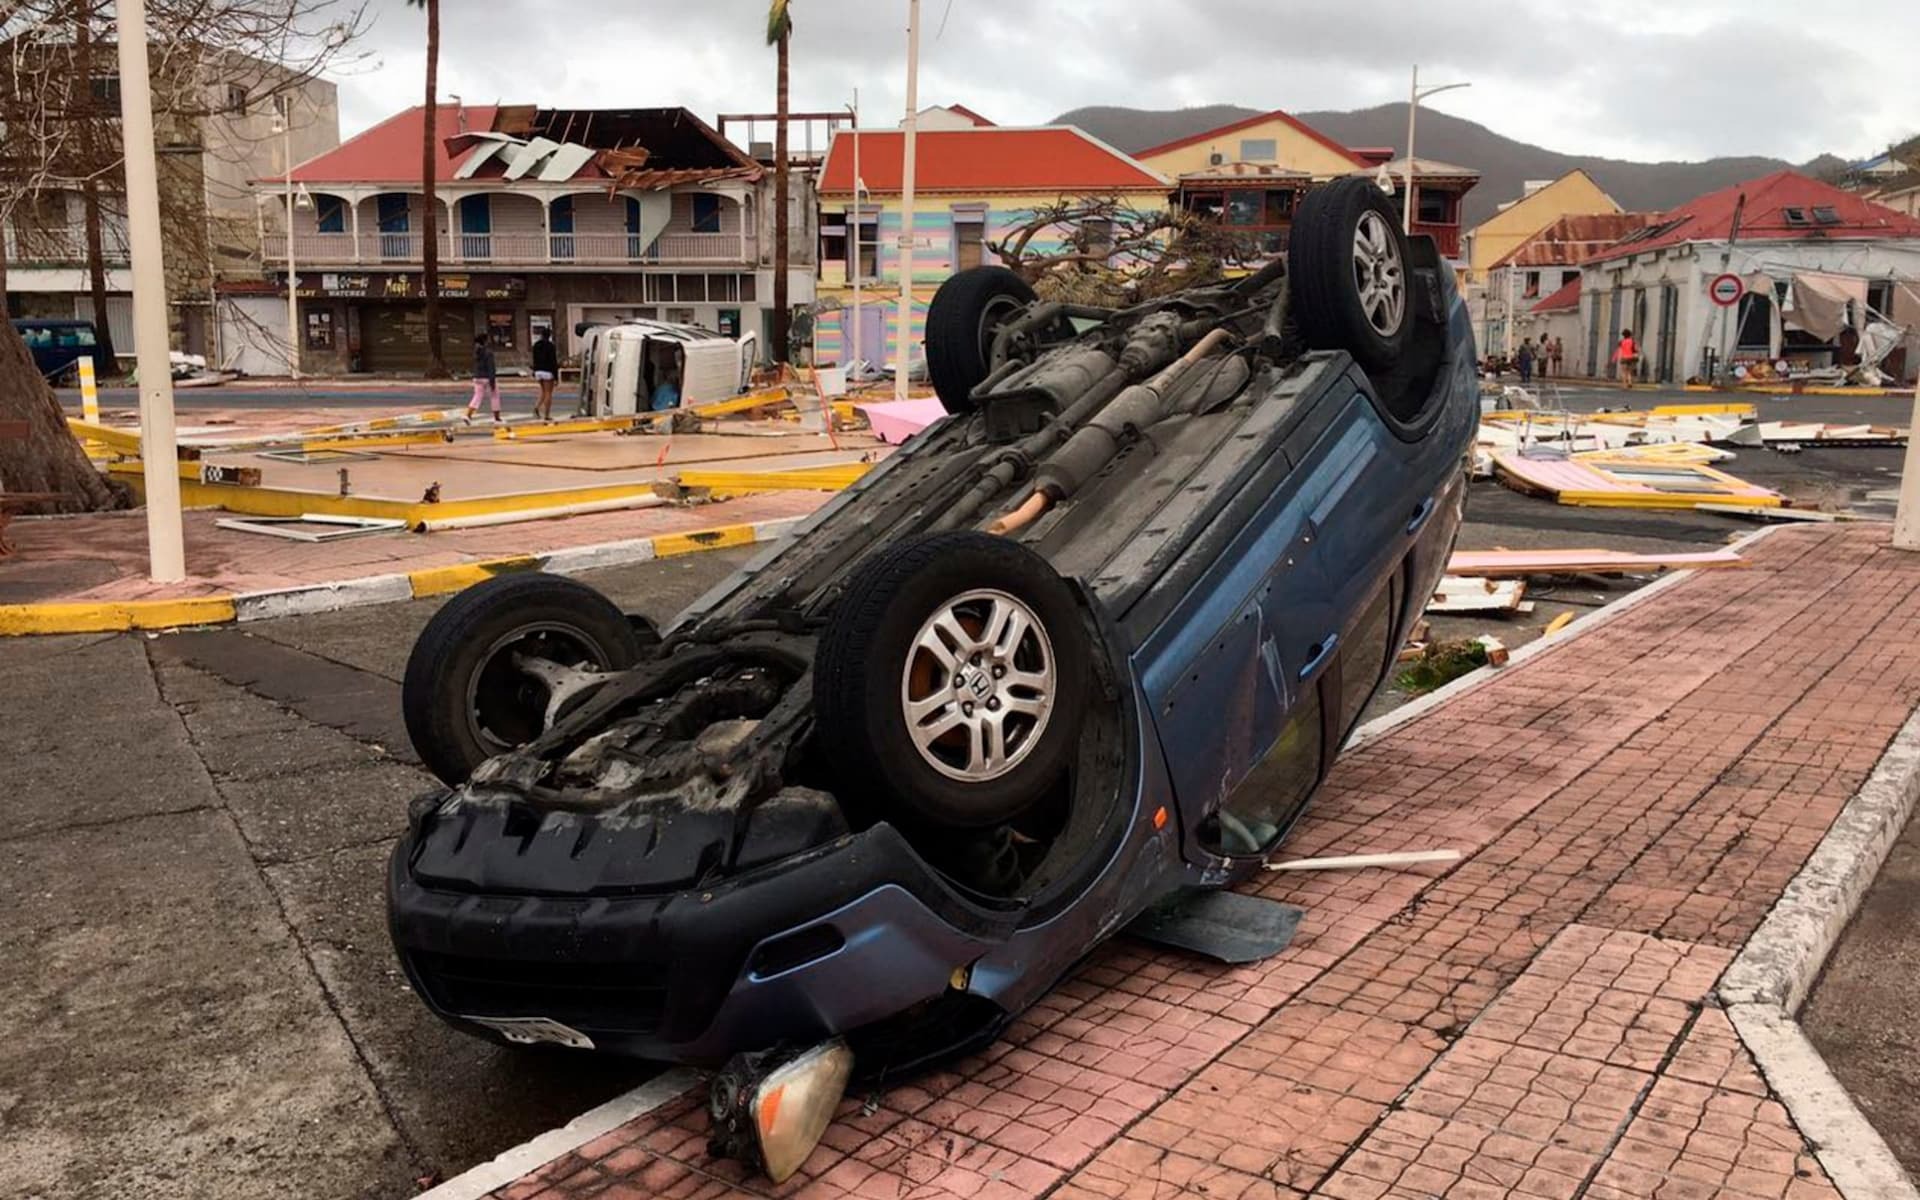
<box><xmin>770</xmin><ymin>29</ymin><xmax>790</xmax><ymax>364</ymax></box>
<box><xmin>79</xmin><ymin>183</ymin><xmax>120</xmax><ymax>374</ymax></box>
<box><xmin>420</xmin><ymin>0</ymin><xmax>446</xmax><ymax>378</ymax></box>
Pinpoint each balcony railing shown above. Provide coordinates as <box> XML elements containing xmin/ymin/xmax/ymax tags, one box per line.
<box><xmin>262</xmin><ymin>229</ymin><xmax>756</xmax><ymax>268</ymax></box>
<box><xmin>1411</xmin><ymin>220</ymin><xmax>1462</xmax><ymax>259</ymax></box>
<box><xmin>5</xmin><ymin>226</ymin><xmax>132</xmax><ymax>266</ymax></box>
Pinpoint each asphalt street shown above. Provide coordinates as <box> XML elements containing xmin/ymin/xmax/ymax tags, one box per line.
<box><xmin>0</xmin><ymin>547</ymin><xmax>756</xmax><ymax>1200</ymax></box>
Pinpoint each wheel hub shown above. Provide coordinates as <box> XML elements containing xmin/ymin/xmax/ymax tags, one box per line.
<box><xmin>1352</xmin><ymin>210</ymin><xmax>1407</xmax><ymax>338</ymax></box>
<box><xmin>900</xmin><ymin>588</ymin><xmax>1055</xmax><ymax>783</ymax></box>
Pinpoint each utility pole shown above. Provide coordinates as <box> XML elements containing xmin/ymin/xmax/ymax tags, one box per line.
<box><xmin>1895</xmin><ymin>372</ymin><xmax>1920</xmax><ymax>549</ymax></box>
<box><xmin>115</xmin><ymin>0</ymin><xmax>185</xmax><ymax>581</ymax></box>
<box><xmin>278</xmin><ymin>100</ymin><xmax>300</xmax><ymax>380</ymax></box>
<box><xmin>848</xmin><ymin>91</ymin><xmax>861</xmax><ymax>369</ymax></box>
<box><xmin>893</xmin><ymin>0</ymin><xmax>920</xmax><ymax>402</ymax></box>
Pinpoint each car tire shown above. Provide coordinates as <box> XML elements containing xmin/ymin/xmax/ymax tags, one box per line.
<box><xmin>925</xmin><ymin>266</ymin><xmax>1037</xmax><ymax>415</ymax></box>
<box><xmin>402</xmin><ymin>572</ymin><xmax>642</xmax><ymax>786</ymax></box>
<box><xmin>1289</xmin><ymin>176</ymin><xmax>1415</xmax><ymax>372</ymax></box>
<box><xmin>814</xmin><ymin>530</ymin><xmax>1088</xmax><ymax>829</ymax></box>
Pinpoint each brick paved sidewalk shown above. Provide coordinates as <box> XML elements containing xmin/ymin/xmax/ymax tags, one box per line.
<box><xmin>491</xmin><ymin>523</ymin><xmax>1919</xmax><ymax>1200</ymax></box>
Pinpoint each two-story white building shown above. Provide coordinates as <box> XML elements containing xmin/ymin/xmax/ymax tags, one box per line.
<box><xmin>239</xmin><ymin>104</ymin><xmax>814</xmax><ymax>374</ymax></box>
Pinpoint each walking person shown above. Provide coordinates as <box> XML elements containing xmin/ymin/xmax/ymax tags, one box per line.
<box><xmin>1548</xmin><ymin>336</ymin><xmax>1564</xmax><ymax>378</ymax></box>
<box><xmin>465</xmin><ymin>333</ymin><xmax>501</xmax><ymax>423</ymax></box>
<box><xmin>531</xmin><ymin>327</ymin><xmax>560</xmax><ymax>421</ymax></box>
<box><xmin>1516</xmin><ymin>337</ymin><xmax>1536</xmax><ymax>387</ymax></box>
<box><xmin>1612</xmin><ymin>329</ymin><xmax>1639</xmax><ymax>389</ymax></box>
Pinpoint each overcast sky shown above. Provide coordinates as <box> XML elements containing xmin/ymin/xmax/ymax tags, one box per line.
<box><xmin>329</xmin><ymin>0</ymin><xmax>1917</xmax><ymax>167</ymax></box>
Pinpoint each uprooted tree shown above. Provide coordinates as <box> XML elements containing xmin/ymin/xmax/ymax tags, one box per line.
<box><xmin>985</xmin><ymin>195</ymin><xmax>1261</xmax><ymax>308</ymax></box>
<box><xmin>0</xmin><ymin>0</ymin><xmax>363</xmax><ymax>513</ymax></box>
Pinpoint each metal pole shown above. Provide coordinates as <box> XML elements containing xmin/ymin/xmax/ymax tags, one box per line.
<box><xmin>849</xmin><ymin>92</ymin><xmax>861</xmax><ymax>369</ymax></box>
<box><xmin>1895</xmin><ymin>371</ymin><xmax>1920</xmax><ymax>549</ymax></box>
<box><xmin>115</xmin><ymin>0</ymin><xmax>186</xmax><ymax>582</ymax></box>
<box><xmin>1505</xmin><ymin>263</ymin><xmax>1518</xmax><ymax>357</ymax></box>
<box><xmin>1403</xmin><ymin>66</ymin><xmax>1418</xmax><ymax>237</ymax></box>
<box><xmin>284</xmin><ymin>116</ymin><xmax>300</xmax><ymax>380</ymax></box>
<box><xmin>893</xmin><ymin>0</ymin><xmax>920</xmax><ymax>403</ymax></box>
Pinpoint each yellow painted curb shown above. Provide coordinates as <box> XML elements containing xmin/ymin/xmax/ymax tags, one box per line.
<box><xmin>0</xmin><ymin>596</ymin><xmax>237</xmax><ymax>636</ymax></box>
<box><xmin>678</xmin><ymin>464</ymin><xmax>870</xmax><ymax>494</ymax></box>
<box><xmin>652</xmin><ymin>523</ymin><xmax>759</xmax><ymax>558</ymax></box>
<box><xmin>407</xmin><ymin>556</ymin><xmax>542</xmax><ymax>598</ymax></box>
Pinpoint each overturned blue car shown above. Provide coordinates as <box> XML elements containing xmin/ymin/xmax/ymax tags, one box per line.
<box><xmin>387</xmin><ymin>178</ymin><xmax>1476</xmax><ymax>1167</ymax></box>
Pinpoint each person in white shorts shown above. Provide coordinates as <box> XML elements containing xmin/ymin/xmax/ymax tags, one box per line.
<box><xmin>530</xmin><ymin>328</ymin><xmax>559</xmax><ymax>421</ymax></box>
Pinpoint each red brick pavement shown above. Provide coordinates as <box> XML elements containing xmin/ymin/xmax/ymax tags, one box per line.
<box><xmin>489</xmin><ymin>524</ymin><xmax>1917</xmax><ymax>1200</ymax></box>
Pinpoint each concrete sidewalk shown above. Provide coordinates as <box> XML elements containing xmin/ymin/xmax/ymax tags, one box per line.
<box><xmin>479</xmin><ymin>523</ymin><xmax>1920</xmax><ymax>1200</ymax></box>
<box><xmin>0</xmin><ymin>492</ymin><xmax>830</xmax><ymax>634</ymax></box>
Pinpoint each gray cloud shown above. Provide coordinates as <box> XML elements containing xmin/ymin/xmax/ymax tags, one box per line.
<box><xmin>333</xmin><ymin>0</ymin><xmax>1918</xmax><ymax>165</ymax></box>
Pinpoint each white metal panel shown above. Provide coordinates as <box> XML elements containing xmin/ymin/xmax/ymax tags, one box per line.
<box><xmin>454</xmin><ymin>140</ymin><xmax>511</xmax><ymax>180</ymax></box>
<box><xmin>502</xmin><ymin>137</ymin><xmax>560</xmax><ymax>181</ymax></box>
<box><xmin>216</xmin><ymin>295</ymin><xmax>291</xmax><ymax>375</ymax></box>
<box><xmin>537</xmin><ymin>144</ymin><xmax>596</xmax><ymax>182</ymax></box>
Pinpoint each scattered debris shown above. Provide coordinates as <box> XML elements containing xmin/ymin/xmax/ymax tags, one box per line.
<box><xmin>1396</xmin><ymin>638</ymin><xmax>1492</xmax><ymax>694</ymax></box>
<box><xmin>1694</xmin><ymin>503</ymin><xmax>1851</xmax><ymax>523</ymax></box>
<box><xmin>1544</xmin><ymin>611</ymin><xmax>1576</xmax><ymax>636</ymax></box>
<box><xmin>1447</xmin><ymin>547</ymin><xmax>1746</xmax><ymax>576</ymax></box>
<box><xmin>1426</xmin><ymin>576</ymin><xmax>1531</xmax><ymax>615</ymax></box>
<box><xmin>1266</xmin><ymin>849</ymin><xmax>1462</xmax><ymax>872</ymax></box>
<box><xmin>421</xmin><ymin>482</ymin><xmax>442</xmax><ymax>504</ymax></box>
<box><xmin>1475</xmin><ymin>635</ymin><xmax>1510</xmax><ymax>667</ymax></box>
<box><xmin>1491</xmin><ymin>451</ymin><xmax>1783</xmax><ymax>511</ymax></box>
<box><xmin>213</xmin><ymin>515</ymin><xmax>406</xmax><ymax>542</ymax></box>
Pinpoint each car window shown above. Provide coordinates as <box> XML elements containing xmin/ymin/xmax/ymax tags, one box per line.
<box><xmin>1205</xmin><ymin>681</ymin><xmax>1324</xmax><ymax>855</ymax></box>
<box><xmin>1337</xmin><ymin>578</ymin><xmax>1396</xmax><ymax>734</ymax></box>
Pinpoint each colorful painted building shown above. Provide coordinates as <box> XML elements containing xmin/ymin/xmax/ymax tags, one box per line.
<box><xmin>811</xmin><ymin>116</ymin><xmax>1168</xmax><ymax>369</ymax></box>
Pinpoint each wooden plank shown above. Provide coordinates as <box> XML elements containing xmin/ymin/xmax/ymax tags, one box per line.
<box><xmin>1447</xmin><ymin>548</ymin><xmax>1746</xmax><ymax>576</ymax></box>
<box><xmin>1426</xmin><ymin>576</ymin><xmax>1528</xmax><ymax>614</ymax></box>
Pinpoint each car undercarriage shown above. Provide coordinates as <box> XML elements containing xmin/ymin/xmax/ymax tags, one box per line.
<box><xmin>388</xmin><ymin>177</ymin><xmax>1478</xmax><ymax>1179</ymax></box>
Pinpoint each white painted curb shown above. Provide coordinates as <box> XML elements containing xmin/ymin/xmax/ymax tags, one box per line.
<box><xmin>414</xmin><ymin>1068</ymin><xmax>700</xmax><ymax>1200</ymax></box>
<box><xmin>232</xmin><ymin>573</ymin><xmax>413</xmax><ymax>623</ymax></box>
<box><xmin>1718</xmin><ymin>701</ymin><xmax>1920</xmax><ymax>1200</ymax></box>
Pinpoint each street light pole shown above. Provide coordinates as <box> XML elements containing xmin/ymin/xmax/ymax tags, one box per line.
<box><xmin>893</xmin><ymin>0</ymin><xmax>920</xmax><ymax>403</ymax></box>
<box><xmin>282</xmin><ymin>115</ymin><xmax>301</xmax><ymax>380</ymax></box>
<box><xmin>1403</xmin><ymin>66</ymin><xmax>1470</xmax><ymax>238</ymax></box>
<box><xmin>114</xmin><ymin>0</ymin><xmax>185</xmax><ymax>582</ymax></box>
<box><xmin>1894</xmin><ymin>371</ymin><xmax>1920</xmax><ymax>550</ymax></box>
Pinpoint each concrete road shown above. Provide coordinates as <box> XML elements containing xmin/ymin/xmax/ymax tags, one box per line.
<box><xmin>1803</xmin><ymin>815</ymin><xmax>1920</xmax><ymax>1177</ymax></box>
<box><xmin>0</xmin><ymin>548</ymin><xmax>754</xmax><ymax>1200</ymax></box>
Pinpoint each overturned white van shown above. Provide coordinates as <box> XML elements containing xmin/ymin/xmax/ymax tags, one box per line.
<box><xmin>575</xmin><ymin>319</ymin><xmax>760</xmax><ymax>417</ymax></box>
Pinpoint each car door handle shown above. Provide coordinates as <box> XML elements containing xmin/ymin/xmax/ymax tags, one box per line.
<box><xmin>1299</xmin><ymin>634</ymin><xmax>1338</xmax><ymax>681</ymax></box>
<box><xmin>1407</xmin><ymin>497</ymin><xmax>1436</xmax><ymax>536</ymax></box>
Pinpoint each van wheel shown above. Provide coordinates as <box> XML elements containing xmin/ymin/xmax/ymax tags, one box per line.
<box><xmin>1289</xmin><ymin>177</ymin><xmax>1415</xmax><ymax>372</ymax></box>
<box><xmin>814</xmin><ymin>531</ymin><xmax>1088</xmax><ymax>829</ymax></box>
<box><xmin>925</xmin><ymin>267</ymin><xmax>1038</xmax><ymax>415</ymax></box>
<box><xmin>402</xmin><ymin>573</ymin><xmax>642</xmax><ymax>785</ymax></box>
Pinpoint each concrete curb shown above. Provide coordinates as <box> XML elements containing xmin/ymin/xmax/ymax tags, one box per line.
<box><xmin>1348</xmin><ymin>524</ymin><xmax>1786</xmax><ymax>753</ymax></box>
<box><xmin>0</xmin><ymin>516</ymin><xmax>806</xmax><ymax>636</ymax></box>
<box><xmin>414</xmin><ymin>1069</ymin><xmax>700</xmax><ymax>1200</ymax></box>
<box><xmin>1717</xmin><ymin>702</ymin><xmax>1920</xmax><ymax>1200</ymax></box>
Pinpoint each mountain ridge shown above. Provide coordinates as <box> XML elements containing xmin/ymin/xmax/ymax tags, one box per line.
<box><xmin>1052</xmin><ymin>103</ymin><xmax>1847</xmax><ymax>228</ymax></box>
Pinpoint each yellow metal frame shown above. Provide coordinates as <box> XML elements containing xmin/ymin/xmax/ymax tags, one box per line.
<box><xmin>677</xmin><ymin>463</ymin><xmax>870</xmax><ymax>495</ymax></box>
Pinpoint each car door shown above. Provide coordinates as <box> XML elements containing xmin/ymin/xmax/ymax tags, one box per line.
<box><xmin>1146</xmin><ymin>387</ymin><xmax>1418</xmax><ymax>855</ymax></box>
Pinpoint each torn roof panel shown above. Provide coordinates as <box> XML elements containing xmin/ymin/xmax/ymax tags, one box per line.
<box><xmin>537</xmin><ymin>143</ymin><xmax>597</xmax><ymax>182</ymax></box>
<box><xmin>501</xmin><ymin>136</ymin><xmax>561</xmax><ymax>180</ymax></box>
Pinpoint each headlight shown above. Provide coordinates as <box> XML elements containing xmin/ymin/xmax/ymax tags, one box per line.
<box><xmin>707</xmin><ymin>1039</ymin><xmax>854</xmax><ymax>1183</ymax></box>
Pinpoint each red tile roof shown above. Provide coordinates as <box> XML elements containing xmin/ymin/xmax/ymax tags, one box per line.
<box><xmin>1492</xmin><ymin>212</ymin><xmax>1663</xmax><ymax>270</ymax></box>
<box><xmin>1134</xmin><ymin>109</ymin><xmax>1367</xmax><ymax>169</ymax></box>
<box><xmin>818</xmin><ymin>127</ymin><xmax>1166</xmax><ymax>195</ymax></box>
<box><xmin>1588</xmin><ymin>170</ymin><xmax>1920</xmax><ymax>263</ymax></box>
<box><xmin>287</xmin><ymin>104</ymin><xmax>500</xmax><ymax>185</ymax></box>
<box><xmin>1532</xmin><ymin>275</ymin><xmax>1582</xmax><ymax>313</ymax></box>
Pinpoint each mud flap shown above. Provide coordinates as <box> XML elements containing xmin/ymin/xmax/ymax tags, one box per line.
<box><xmin>1125</xmin><ymin>889</ymin><xmax>1304</xmax><ymax>964</ymax></box>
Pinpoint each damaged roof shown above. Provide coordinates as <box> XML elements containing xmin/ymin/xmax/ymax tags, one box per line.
<box><xmin>1587</xmin><ymin>169</ymin><xmax>1920</xmax><ymax>264</ymax></box>
<box><xmin>1491</xmin><ymin>212</ymin><xmax>1664</xmax><ymax>269</ymax></box>
<box><xmin>283</xmin><ymin>104</ymin><xmax>760</xmax><ymax>189</ymax></box>
<box><xmin>817</xmin><ymin>126</ymin><xmax>1166</xmax><ymax>195</ymax></box>
<box><xmin>1532</xmin><ymin>275</ymin><xmax>1582</xmax><ymax>313</ymax></box>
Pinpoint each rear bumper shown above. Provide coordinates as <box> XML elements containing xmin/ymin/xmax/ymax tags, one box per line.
<box><xmin>385</xmin><ymin>821</ymin><xmax>1016</xmax><ymax>1065</ymax></box>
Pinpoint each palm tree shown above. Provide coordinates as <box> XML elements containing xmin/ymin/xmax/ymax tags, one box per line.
<box><xmin>766</xmin><ymin>1</ymin><xmax>791</xmax><ymax>364</ymax></box>
<box><xmin>407</xmin><ymin>0</ymin><xmax>447</xmax><ymax>377</ymax></box>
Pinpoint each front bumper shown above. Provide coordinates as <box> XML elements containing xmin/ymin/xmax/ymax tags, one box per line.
<box><xmin>386</xmin><ymin>821</ymin><xmax>1020</xmax><ymax>1064</ymax></box>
